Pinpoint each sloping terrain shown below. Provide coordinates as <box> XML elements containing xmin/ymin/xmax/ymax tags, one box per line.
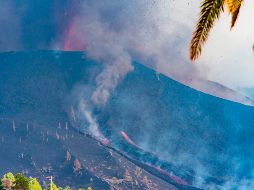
<box><xmin>0</xmin><ymin>51</ymin><xmax>254</xmax><ymax>189</ymax></box>
<box><xmin>0</xmin><ymin>51</ymin><xmax>183</xmax><ymax>190</ymax></box>
<box><xmin>98</xmin><ymin>62</ymin><xmax>254</xmax><ymax>189</ymax></box>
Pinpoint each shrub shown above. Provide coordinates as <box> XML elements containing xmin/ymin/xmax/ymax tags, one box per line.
<box><xmin>2</xmin><ymin>172</ymin><xmax>15</xmax><ymax>189</ymax></box>
<box><xmin>13</xmin><ymin>173</ymin><xmax>29</xmax><ymax>190</ymax></box>
<box><xmin>28</xmin><ymin>177</ymin><xmax>42</xmax><ymax>190</ymax></box>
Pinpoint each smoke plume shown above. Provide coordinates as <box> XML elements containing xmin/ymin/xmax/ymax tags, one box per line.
<box><xmin>63</xmin><ymin>1</ymin><xmax>254</xmax><ymax>190</ymax></box>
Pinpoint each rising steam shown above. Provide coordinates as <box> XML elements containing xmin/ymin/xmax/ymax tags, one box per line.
<box><xmin>64</xmin><ymin>1</ymin><xmax>254</xmax><ymax>190</ymax></box>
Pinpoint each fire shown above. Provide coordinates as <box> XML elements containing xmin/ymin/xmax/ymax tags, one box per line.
<box><xmin>64</xmin><ymin>17</ymin><xmax>86</xmax><ymax>51</ymax></box>
<box><xmin>120</xmin><ymin>131</ymin><xmax>136</xmax><ymax>146</ymax></box>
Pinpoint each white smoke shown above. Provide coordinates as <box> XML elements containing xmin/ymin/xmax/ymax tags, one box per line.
<box><xmin>221</xmin><ymin>179</ymin><xmax>254</xmax><ymax>190</ymax></box>
<box><xmin>66</xmin><ymin>2</ymin><xmax>254</xmax><ymax>189</ymax></box>
<box><xmin>65</xmin><ymin>0</ymin><xmax>204</xmax><ymax>107</ymax></box>
<box><xmin>71</xmin><ymin>2</ymin><xmax>135</xmax><ymax>106</ymax></box>
<box><xmin>78</xmin><ymin>99</ymin><xmax>108</xmax><ymax>143</ymax></box>
<box><xmin>198</xmin><ymin>0</ymin><xmax>254</xmax><ymax>90</ymax></box>
<box><xmin>64</xmin><ymin>0</ymin><xmax>254</xmax><ymax>104</ymax></box>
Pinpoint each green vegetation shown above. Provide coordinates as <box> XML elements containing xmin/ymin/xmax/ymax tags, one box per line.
<box><xmin>2</xmin><ymin>172</ymin><xmax>15</xmax><ymax>189</ymax></box>
<box><xmin>28</xmin><ymin>178</ymin><xmax>42</xmax><ymax>190</ymax></box>
<box><xmin>190</xmin><ymin>0</ymin><xmax>244</xmax><ymax>61</ymax></box>
<box><xmin>0</xmin><ymin>180</ymin><xmax>6</xmax><ymax>190</ymax></box>
<box><xmin>13</xmin><ymin>173</ymin><xmax>29</xmax><ymax>190</ymax></box>
<box><xmin>0</xmin><ymin>172</ymin><xmax>93</xmax><ymax>190</ymax></box>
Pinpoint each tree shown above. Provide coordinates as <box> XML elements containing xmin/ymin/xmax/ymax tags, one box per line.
<box><xmin>28</xmin><ymin>177</ymin><xmax>42</xmax><ymax>190</ymax></box>
<box><xmin>63</xmin><ymin>186</ymin><xmax>72</xmax><ymax>190</ymax></box>
<box><xmin>45</xmin><ymin>182</ymin><xmax>60</xmax><ymax>190</ymax></box>
<box><xmin>66</xmin><ymin>151</ymin><xmax>71</xmax><ymax>162</ymax></box>
<box><xmin>2</xmin><ymin>172</ymin><xmax>15</xmax><ymax>189</ymax></box>
<box><xmin>190</xmin><ymin>0</ymin><xmax>244</xmax><ymax>61</ymax></box>
<box><xmin>73</xmin><ymin>159</ymin><xmax>82</xmax><ymax>173</ymax></box>
<box><xmin>0</xmin><ymin>180</ymin><xmax>6</xmax><ymax>190</ymax></box>
<box><xmin>13</xmin><ymin>173</ymin><xmax>29</xmax><ymax>190</ymax></box>
<box><xmin>51</xmin><ymin>183</ymin><xmax>60</xmax><ymax>190</ymax></box>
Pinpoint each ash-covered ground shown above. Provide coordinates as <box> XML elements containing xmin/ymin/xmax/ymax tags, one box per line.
<box><xmin>0</xmin><ymin>51</ymin><xmax>254</xmax><ymax>190</ymax></box>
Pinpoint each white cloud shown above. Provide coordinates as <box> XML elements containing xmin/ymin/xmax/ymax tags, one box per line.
<box><xmin>64</xmin><ymin>0</ymin><xmax>254</xmax><ymax>103</ymax></box>
<box><xmin>198</xmin><ymin>1</ymin><xmax>254</xmax><ymax>89</ymax></box>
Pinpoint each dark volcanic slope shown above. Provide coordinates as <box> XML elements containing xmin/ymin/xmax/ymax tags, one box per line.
<box><xmin>0</xmin><ymin>51</ymin><xmax>180</xmax><ymax>190</ymax></box>
<box><xmin>97</xmin><ymin>63</ymin><xmax>254</xmax><ymax>189</ymax></box>
<box><xmin>99</xmin><ymin>62</ymin><xmax>254</xmax><ymax>189</ymax></box>
<box><xmin>0</xmin><ymin>51</ymin><xmax>254</xmax><ymax>190</ymax></box>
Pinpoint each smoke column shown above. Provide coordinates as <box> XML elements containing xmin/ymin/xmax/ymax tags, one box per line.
<box><xmin>78</xmin><ymin>100</ymin><xmax>109</xmax><ymax>145</ymax></box>
<box><xmin>62</xmin><ymin>1</ymin><xmax>254</xmax><ymax>189</ymax></box>
<box><xmin>61</xmin><ymin>0</ymin><xmax>254</xmax><ymax>105</ymax></box>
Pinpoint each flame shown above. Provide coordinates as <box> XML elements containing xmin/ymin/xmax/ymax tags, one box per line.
<box><xmin>64</xmin><ymin>17</ymin><xmax>86</xmax><ymax>51</ymax></box>
<box><xmin>120</xmin><ymin>131</ymin><xmax>137</xmax><ymax>146</ymax></box>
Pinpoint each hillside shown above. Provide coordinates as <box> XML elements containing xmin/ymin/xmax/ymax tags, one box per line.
<box><xmin>0</xmin><ymin>51</ymin><xmax>254</xmax><ymax>189</ymax></box>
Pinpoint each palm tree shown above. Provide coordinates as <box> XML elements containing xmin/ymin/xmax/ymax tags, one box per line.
<box><xmin>189</xmin><ymin>0</ymin><xmax>244</xmax><ymax>61</ymax></box>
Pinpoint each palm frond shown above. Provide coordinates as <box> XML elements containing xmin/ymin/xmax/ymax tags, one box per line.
<box><xmin>225</xmin><ymin>0</ymin><xmax>244</xmax><ymax>28</ymax></box>
<box><xmin>231</xmin><ymin>4</ymin><xmax>241</xmax><ymax>28</ymax></box>
<box><xmin>189</xmin><ymin>0</ymin><xmax>224</xmax><ymax>61</ymax></box>
<box><xmin>226</xmin><ymin>0</ymin><xmax>243</xmax><ymax>12</ymax></box>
